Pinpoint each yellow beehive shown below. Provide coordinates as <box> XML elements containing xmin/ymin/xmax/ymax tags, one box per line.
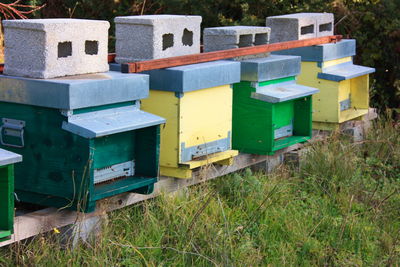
<box><xmin>141</xmin><ymin>60</ymin><xmax>241</xmax><ymax>178</ymax></box>
<box><xmin>276</xmin><ymin>39</ymin><xmax>375</xmax><ymax>130</ymax></box>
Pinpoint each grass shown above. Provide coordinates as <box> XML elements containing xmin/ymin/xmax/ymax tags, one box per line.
<box><xmin>0</xmin><ymin>117</ymin><xmax>399</xmax><ymax>266</ymax></box>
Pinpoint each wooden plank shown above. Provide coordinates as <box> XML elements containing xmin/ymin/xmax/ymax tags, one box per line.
<box><xmin>121</xmin><ymin>35</ymin><xmax>343</xmax><ymax>73</ymax></box>
<box><xmin>0</xmin><ymin>107</ymin><xmax>377</xmax><ymax>247</ymax></box>
<box><xmin>0</xmin><ymin>147</ymin><xmax>297</xmax><ymax>247</ymax></box>
<box><xmin>108</xmin><ymin>53</ymin><xmax>116</xmax><ymax>63</ymax></box>
<box><xmin>0</xmin><ymin>36</ymin><xmax>341</xmax><ymax>74</ymax></box>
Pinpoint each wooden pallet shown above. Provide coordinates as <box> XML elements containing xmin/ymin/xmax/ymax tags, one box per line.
<box><xmin>0</xmin><ymin>108</ymin><xmax>377</xmax><ymax>247</ymax></box>
<box><xmin>0</xmin><ymin>145</ymin><xmax>300</xmax><ymax>247</ymax></box>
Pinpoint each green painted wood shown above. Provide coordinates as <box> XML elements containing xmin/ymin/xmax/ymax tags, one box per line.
<box><xmin>232</xmin><ymin>78</ymin><xmax>313</xmax><ymax>155</ymax></box>
<box><xmin>0</xmin><ymin>165</ymin><xmax>13</xmax><ymax>241</ymax></box>
<box><xmin>258</xmin><ymin>76</ymin><xmax>295</xmax><ymax>87</ymax></box>
<box><xmin>0</xmin><ymin>102</ymin><xmax>160</xmax><ymax>213</ymax></box>
<box><xmin>73</xmin><ymin>101</ymin><xmax>135</xmax><ymax>115</ymax></box>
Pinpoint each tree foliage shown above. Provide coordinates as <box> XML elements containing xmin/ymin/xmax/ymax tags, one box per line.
<box><xmin>17</xmin><ymin>0</ymin><xmax>400</xmax><ymax>108</ymax></box>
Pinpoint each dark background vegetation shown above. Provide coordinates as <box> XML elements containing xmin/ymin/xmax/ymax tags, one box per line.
<box><xmin>10</xmin><ymin>0</ymin><xmax>400</xmax><ymax>108</ymax></box>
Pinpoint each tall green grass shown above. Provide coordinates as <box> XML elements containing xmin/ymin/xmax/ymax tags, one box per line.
<box><xmin>0</xmin><ymin>118</ymin><xmax>399</xmax><ymax>266</ymax></box>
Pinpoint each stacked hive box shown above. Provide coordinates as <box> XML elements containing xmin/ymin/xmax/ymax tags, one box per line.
<box><xmin>0</xmin><ymin>149</ymin><xmax>21</xmax><ymax>241</ymax></box>
<box><xmin>114</xmin><ymin>15</ymin><xmax>241</xmax><ymax>179</ymax></box>
<box><xmin>203</xmin><ymin>26</ymin><xmax>319</xmax><ymax>154</ymax></box>
<box><xmin>274</xmin><ymin>39</ymin><xmax>375</xmax><ymax>130</ymax></box>
<box><xmin>141</xmin><ymin>61</ymin><xmax>241</xmax><ymax>178</ymax></box>
<box><xmin>232</xmin><ymin>55</ymin><xmax>319</xmax><ymax>154</ymax></box>
<box><xmin>0</xmin><ymin>19</ymin><xmax>165</xmax><ymax>212</ymax></box>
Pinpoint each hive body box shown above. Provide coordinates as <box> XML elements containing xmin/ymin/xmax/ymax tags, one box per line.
<box><xmin>139</xmin><ymin>60</ymin><xmax>241</xmax><ymax>178</ymax></box>
<box><xmin>233</xmin><ymin>55</ymin><xmax>319</xmax><ymax>155</ymax></box>
<box><xmin>203</xmin><ymin>26</ymin><xmax>271</xmax><ymax>52</ymax></box>
<box><xmin>266</xmin><ymin>13</ymin><xmax>334</xmax><ymax>43</ymax></box>
<box><xmin>0</xmin><ymin>149</ymin><xmax>21</xmax><ymax>241</ymax></box>
<box><xmin>3</xmin><ymin>19</ymin><xmax>110</xmax><ymax>79</ymax></box>
<box><xmin>115</xmin><ymin>15</ymin><xmax>202</xmax><ymax>63</ymax></box>
<box><xmin>0</xmin><ymin>72</ymin><xmax>165</xmax><ymax>212</ymax></box>
<box><xmin>275</xmin><ymin>39</ymin><xmax>375</xmax><ymax>130</ymax></box>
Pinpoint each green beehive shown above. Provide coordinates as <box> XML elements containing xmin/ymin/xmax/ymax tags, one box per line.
<box><xmin>232</xmin><ymin>55</ymin><xmax>319</xmax><ymax>155</ymax></box>
<box><xmin>0</xmin><ymin>149</ymin><xmax>21</xmax><ymax>241</ymax></box>
<box><xmin>0</xmin><ymin>72</ymin><xmax>165</xmax><ymax>213</ymax></box>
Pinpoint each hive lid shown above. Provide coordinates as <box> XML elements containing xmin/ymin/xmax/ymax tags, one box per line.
<box><xmin>273</xmin><ymin>39</ymin><xmax>356</xmax><ymax>62</ymax></box>
<box><xmin>62</xmin><ymin>105</ymin><xmax>165</xmax><ymax>138</ymax></box>
<box><xmin>252</xmin><ymin>80</ymin><xmax>319</xmax><ymax>103</ymax></box>
<box><xmin>0</xmin><ymin>71</ymin><xmax>149</xmax><ymax>110</ymax></box>
<box><xmin>0</xmin><ymin>149</ymin><xmax>22</xmax><ymax>166</ymax></box>
<box><xmin>240</xmin><ymin>55</ymin><xmax>301</xmax><ymax>82</ymax></box>
<box><xmin>318</xmin><ymin>62</ymin><xmax>375</xmax><ymax>81</ymax></box>
<box><xmin>144</xmin><ymin>60</ymin><xmax>241</xmax><ymax>93</ymax></box>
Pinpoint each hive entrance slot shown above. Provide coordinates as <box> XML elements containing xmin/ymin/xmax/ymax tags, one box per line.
<box><xmin>58</xmin><ymin>41</ymin><xmax>72</xmax><ymax>58</ymax></box>
<box><xmin>238</xmin><ymin>34</ymin><xmax>253</xmax><ymax>48</ymax></box>
<box><xmin>182</xmin><ymin>28</ymin><xmax>193</xmax><ymax>46</ymax></box>
<box><xmin>85</xmin><ymin>40</ymin><xmax>99</xmax><ymax>55</ymax></box>
<box><xmin>300</xmin><ymin>24</ymin><xmax>314</xmax><ymax>35</ymax></box>
<box><xmin>254</xmin><ymin>33</ymin><xmax>268</xmax><ymax>45</ymax></box>
<box><xmin>162</xmin><ymin>33</ymin><xmax>174</xmax><ymax>50</ymax></box>
<box><xmin>319</xmin><ymin>23</ymin><xmax>332</xmax><ymax>32</ymax></box>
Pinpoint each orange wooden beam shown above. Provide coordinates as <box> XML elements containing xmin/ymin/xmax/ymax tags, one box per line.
<box><xmin>0</xmin><ymin>35</ymin><xmax>342</xmax><ymax>74</ymax></box>
<box><xmin>108</xmin><ymin>53</ymin><xmax>116</xmax><ymax>63</ymax></box>
<box><xmin>121</xmin><ymin>35</ymin><xmax>342</xmax><ymax>73</ymax></box>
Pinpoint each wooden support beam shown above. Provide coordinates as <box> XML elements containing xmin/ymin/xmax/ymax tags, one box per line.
<box><xmin>121</xmin><ymin>35</ymin><xmax>342</xmax><ymax>73</ymax></box>
<box><xmin>0</xmin><ymin>148</ymin><xmax>298</xmax><ymax>247</ymax></box>
<box><xmin>0</xmin><ymin>35</ymin><xmax>341</xmax><ymax>74</ymax></box>
<box><xmin>108</xmin><ymin>53</ymin><xmax>116</xmax><ymax>63</ymax></box>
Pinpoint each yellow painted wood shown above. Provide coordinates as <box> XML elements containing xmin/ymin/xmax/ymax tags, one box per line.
<box><xmin>160</xmin><ymin>150</ymin><xmax>238</xmax><ymax>178</ymax></box>
<box><xmin>141</xmin><ymin>84</ymin><xmax>237</xmax><ymax>179</ymax></box>
<box><xmin>312</xmin><ymin>121</ymin><xmax>341</xmax><ymax>131</ymax></box>
<box><xmin>179</xmin><ymin>85</ymin><xmax>232</xmax><ymax>149</ymax></box>
<box><xmin>181</xmin><ymin>150</ymin><xmax>238</xmax><ymax>169</ymax></box>
<box><xmin>160</xmin><ymin>166</ymin><xmax>192</xmax><ymax>179</ymax></box>
<box><xmin>297</xmin><ymin>62</ymin><xmax>339</xmax><ymax>123</ymax></box>
<box><xmin>141</xmin><ymin>90</ymin><xmax>179</xmax><ymax>168</ymax></box>
<box><xmin>339</xmin><ymin>108</ymin><xmax>369</xmax><ymax>123</ymax></box>
<box><xmin>322</xmin><ymin>57</ymin><xmax>352</xmax><ymax>68</ymax></box>
<box><xmin>350</xmin><ymin>74</ymin><xmax>369</xmax><ymax>109</ymax></box>
<box><xmin>296</xmin><ymin>58</ymin><xmax>370</xmax><ymax>129</ymax></box>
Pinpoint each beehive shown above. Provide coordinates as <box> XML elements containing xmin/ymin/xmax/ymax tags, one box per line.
<box><xmin>232</xmin><ymin>55</ymin><xmax>319</xmax><ymax>154</ymax></box>
<box><xmin>275</xmin><ymin>39</ymin><xmax>375</xmax><ymax>130</ymax></box>
<box><xmin>0</xmin><ymin>72</ymin><xmax>165</xmax><ymax>212</ymax></box>
<box><xmin>0</xmin><ymin>149</ymin><xmax>21</xmax><ymax>241</ymax></box>
<box><xmin>139</xmin><ymin>60</ymin><xmax>241</xmax><ymax>178</ymax></box>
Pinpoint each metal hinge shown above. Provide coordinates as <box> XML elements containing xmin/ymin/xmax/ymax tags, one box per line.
<box><xmin>0</xmin><ymin>118</ymin><xmax>26</xmax><ymax>148</ymax></box>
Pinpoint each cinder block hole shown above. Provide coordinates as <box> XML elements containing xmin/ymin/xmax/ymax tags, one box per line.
<box><xmin>58</xmin><ymin>41</ymin><xmax>72</xmax><ymax>58</ymax></box>
<box><xmin>319</xmin><ymin>22</ymin><xmax>332</xmax><ymax>32</ymax></box>
<box><xmin>162</xmin><ymin>33</ymin><xmax>174</xmax><ymax>51</ymax></box>
<box><xmin>238</xmin><ymin>34</ymin><xmax>253</xmax><ymax>48</ymax></box>
<box><xmin>182</xmin><ymin>28</ymin><xmax>193</xmax><ymax>46</ymax></box>
<box><xmin>85</xmin><ymin>40</ymin><xmax>99</xmax><ymax>55</ymax></box>
<box><xmin>254</xmin><ymin>33</ymin><xmax>268</xmax><ymax>45</ymax></box>
<box><xmin>300</xmin><ymin>24</ymin><xmax>314</xmax><ymax>35</ymax></box>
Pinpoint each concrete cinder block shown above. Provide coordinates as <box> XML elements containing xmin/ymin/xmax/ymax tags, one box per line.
<box><xmin>3</xmin><ymin>19</ymin><xmax>110</xmax><ymax>79</ymax></box>
<box><xmin>315</xmin><ymin>13</ymin><xmax>334</xmax><ymax>37</ymax></box>
<box><xmin>203</xmin><ymin>26</ymin><xmax>271</xmax><ymax>52</ymax></box>
<box><xmin>115</xmin><ymin>15</ymin><xmax>202</xmax><ymax>63</ymax></box>
<box><xmin>266</xmin><ymin>13</ymin><xmax>334</xmax><ymax>43</ymax></box>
